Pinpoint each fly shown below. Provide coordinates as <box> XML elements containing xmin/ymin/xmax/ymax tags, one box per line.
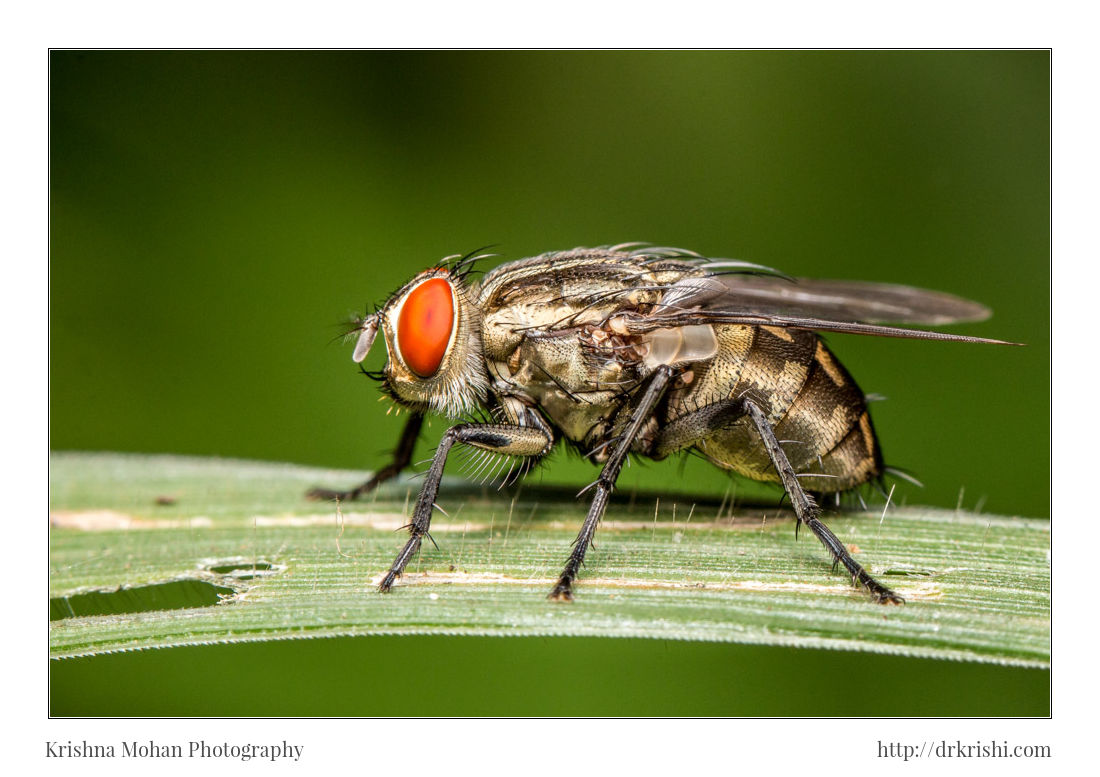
<box><xmin>309</xmin><ymin>244</ymin><xmax>1016</xmax><ymax>604</ymax></box>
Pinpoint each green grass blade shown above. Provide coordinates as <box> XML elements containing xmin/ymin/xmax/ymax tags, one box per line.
<box><xmin>49</xmin><ymin>452</ymin><xmax>1050</xmax><ymax>665</ymax></box>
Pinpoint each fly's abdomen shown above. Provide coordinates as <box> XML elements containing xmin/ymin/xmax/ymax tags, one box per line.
<box><xmin>682</xmin><ymin>326</ymin><xmax>882</xmax><ymax>493</ymax></box>
<box><xmin>773</xmin><ymin>339</ymin><xmax>883</xmax><ymax>491</ymax></box>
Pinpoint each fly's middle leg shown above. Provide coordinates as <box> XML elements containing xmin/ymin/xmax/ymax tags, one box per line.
<box><xmin>549</xmin><ymin>365</ymin><xmax>675</xmax><ymax>601</ymax></box>
<box><xmin>654</xmin><ymin>398</ymin><xmax>903</xmax><ymax>604</ymax></box>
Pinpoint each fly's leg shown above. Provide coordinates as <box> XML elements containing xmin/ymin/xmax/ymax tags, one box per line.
<box><xmin>306</xmin><ymin>412</ymin><xmax>424</xmax><ymax>501</ymax></box>
<box><xmin>654</xmin><ymin>398</ymin><xmax>903</xmax><ymax>604</ymax></box>
<box><xmin>742</xmin><ymin>401</ymin><xmax>902</xmax><ymax>604</ymax></box>
<box><xmin>379</xmin><ymin>421</ymin><xmax>553</xmax><ymax>592</ymax></box>
<box><xmin>549</xmin><ymin>365</ymin><xmax>675</xmax><ymax>601</ymax></box>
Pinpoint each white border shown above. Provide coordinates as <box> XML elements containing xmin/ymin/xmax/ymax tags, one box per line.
<box><xmin>22</xmin><ymin>2</ymin><xmax>1089</xmax><ymax>773</ymax></box>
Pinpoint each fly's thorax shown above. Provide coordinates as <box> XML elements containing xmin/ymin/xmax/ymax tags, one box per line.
<box><xmin>369</xmin><ymin>269</ymin><xmax>489</xmax><ymax>418</ymax></box>
<box><xmin>489</xmin><ymin>333</ymin><xmax>636</xmax><ymax>444</ymax></box>
<box><xmin>473</xmin><ymin>260</ymin><xmax>723</xmax><ymax>446</ymax></box>
<box><xmin>473</xmin><ymin>250</ymin><xmax>701</xmax><ymax>361</ymax></box>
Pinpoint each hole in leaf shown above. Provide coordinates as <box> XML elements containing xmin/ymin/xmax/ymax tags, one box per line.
<box><xmin>204</xmin><ymin>560</ymin><xmax>281</xmax><ymax>580</ymax></box>
<box><xmin>882</xmin><ymin>567</ymin><xmax>936</xmax><ymax>577</ymax></box>
<box><xmin>50</xmin><ymin>579</ymin><xmax>235</xmax><ymax>622</ymax></box>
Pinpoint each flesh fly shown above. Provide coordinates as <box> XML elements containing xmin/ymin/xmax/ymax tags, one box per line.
<box><xmin>310</xmin><ymin>244</ymin><xmax>1013</xmax><ymax>603</ymax></box>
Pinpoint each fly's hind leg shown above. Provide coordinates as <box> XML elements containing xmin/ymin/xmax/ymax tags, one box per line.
<box><xmin>307</xmin><ymin>412</ymin><xmax>425</xmax><ymax>502</ymax></box>
<box><xmin>654</xmin><ymin>398</ymin><xmax>903</xmax><ymax>604</ymax></box>
<box><xmin>742</xmin><ymin>401</ymin><xmax>903</xmax><ymax>604</ymax></box>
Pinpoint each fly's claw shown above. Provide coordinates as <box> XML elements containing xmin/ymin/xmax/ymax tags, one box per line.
<box><xmin>378</xmin><ymin>571</ymin><xmax>400</xmax><ymax>593</ymax></box>
<box><xmin>548</xmin><ymin>583</ymin><xmax>575</xmax><ymax>602</ymax></box>
<box><xmin>305</xmin><ymin>486</ymin><xmax>344</xmax><ymax>501</ymax></box>
<box><xmin>869</xmin><ymin>584</ymin><xmax>905</xmax><ymax>605</ymax></box>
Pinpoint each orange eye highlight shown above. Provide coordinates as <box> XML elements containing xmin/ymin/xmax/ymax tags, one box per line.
<box><xmin>397</xmin><ymin>277</ymin><xmax>455</xmax><ymax>377</ymax></box>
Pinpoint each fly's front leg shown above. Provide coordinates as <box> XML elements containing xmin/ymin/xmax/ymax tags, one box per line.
<box><xmin>549</xmin><ymin>365</ymin><xmax>675</xmax><ymax>601</ymax></box>
<box><xmin>379</xmin><ymin>421</ymin><xmax>552</xmax><ymax>592</ymax></box>
<box><xmin>307</xmin><ymin>412</ymin><xmax>424</xmax><ymax>502</ymax></box>
<box><xmin>654</xmin><ymin>398</ymin><xmax>902</xmax><ymax>604</ymax></box>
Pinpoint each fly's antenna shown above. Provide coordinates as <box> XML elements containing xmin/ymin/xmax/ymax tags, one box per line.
<box><xmin>350</xmin><ymin>313</ymin><xmax>381</xmax><ymax>363</ymax></box>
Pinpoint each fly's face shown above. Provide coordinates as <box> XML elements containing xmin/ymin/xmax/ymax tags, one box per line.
<box><xmin>351</xmin><ymin>269</ymin><xmax>489</xmax><ymax>418</ymax></box>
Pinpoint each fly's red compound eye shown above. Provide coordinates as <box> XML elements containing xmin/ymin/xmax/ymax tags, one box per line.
<box><xmin>396</xmin><ymin>277</ymin><xmax>455</xmax><ymax>377</ymax></box>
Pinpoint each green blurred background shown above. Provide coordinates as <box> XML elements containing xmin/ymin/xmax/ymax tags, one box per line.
<box><xmin>50</xmin><ymin>51</ymin><xmax>1049</xmax><ymax>716</ymax></box>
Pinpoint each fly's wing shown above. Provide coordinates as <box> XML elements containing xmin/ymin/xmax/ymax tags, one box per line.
<box><xmin>708</xmin><ymin>275</ymin><xmax>992</xmax><ymax>325</ymax></box>
<box><xmin>638</xmin><ymin>273</ymin><xmax>1017</xmax><ymax>345</ymax></box>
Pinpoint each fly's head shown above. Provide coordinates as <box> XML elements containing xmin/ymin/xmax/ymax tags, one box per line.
<box><xmin>351</xmin><ymin>268</ymin><xmax>489</xmax><ymax>418</ymax></box>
